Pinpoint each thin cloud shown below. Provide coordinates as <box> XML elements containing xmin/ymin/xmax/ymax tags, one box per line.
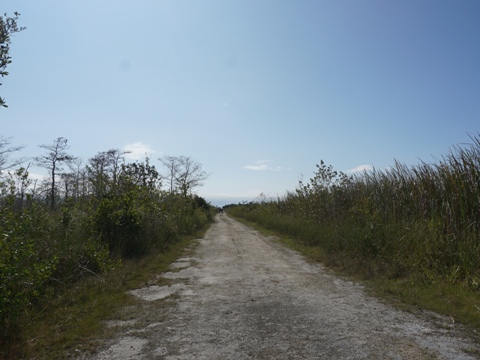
<box><xmin>28</xmin><ymin>172</ymin><xmax>47</xmax><ymax>182</ymax></box>
<box><xmin>347</xmin><ymin>164</ymin><xmax>373</xmax><ymax>173</ymax></box>
<box><xmin>2</xmin><ymin>169</ymin><xmax>45</xmax><ymax>180</ymax></box>
<box><xmin>244</xmin><ymin>160</ymin><xmax>270</xmax><ymax>171</ymax></box>
<box><xmin>123</xmin><ymin>142</ymin><xmax>155</xmax><ymax>161</ymax></box>
<box><xmin>245</xmin><ymin>164</ymin><xmax>269</xmax><ymax>171</ymax></box>
<box><xmin>1</xmin><ymin>170</ymin><xmax>46</xmax><ymax>190</ymax></box>
<box><xmin>244</xmin><ymin>160</ymin><xmax>284</xmax><ymax>172</ymax></box>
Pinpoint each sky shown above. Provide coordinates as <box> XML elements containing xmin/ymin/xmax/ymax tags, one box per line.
<box><xmin>2</xmin><ymin>0</ymin><xmax>480</xmax><ymax>206</ymax></box>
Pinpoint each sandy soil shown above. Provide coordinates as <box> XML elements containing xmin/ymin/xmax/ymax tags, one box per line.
<box><xmin>82</xmin><ymin>214</ymin><xmax>480</xmax><ymax>359</ymax></box>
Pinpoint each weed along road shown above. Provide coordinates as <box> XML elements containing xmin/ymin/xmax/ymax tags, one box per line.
<box><xmin>85</xmin><ymin>214</ymin><xmax>479</xmax><ymax>359</ymax></box>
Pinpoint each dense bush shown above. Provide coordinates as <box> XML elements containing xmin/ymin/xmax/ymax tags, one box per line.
<box><xmin>0</xmin><ymin>150</ymin><xmax>215</xmax><ymax>354</ymax></box>
<box><xmin>229</xmin><ymin>135</ymin><xmax>480</xmax><ymax>288</ymax></box>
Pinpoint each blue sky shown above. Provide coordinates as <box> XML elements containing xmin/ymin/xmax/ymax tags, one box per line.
<box><xmin>2</xmin><ymin>1</ymin><xmax>480</xmax><ymax>206</ymax></box>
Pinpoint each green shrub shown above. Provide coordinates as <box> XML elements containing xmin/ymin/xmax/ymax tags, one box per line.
<box><xmin>0</xmin><ymin>155</ymin><xmax>214</xmax><ymax>354</ymax></box>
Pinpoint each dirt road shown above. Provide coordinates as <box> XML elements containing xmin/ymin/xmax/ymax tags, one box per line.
<box><xmin>85</xmin><ymin>214</ymin><xmax>480</xmax><ymax>359</ymax></box>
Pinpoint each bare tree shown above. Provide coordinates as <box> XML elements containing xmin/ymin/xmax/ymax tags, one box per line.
<box><xmin>159</xmin><ymin>155</ymin><xmax>181</xmax><ymax>194</ymax></box>
<box><xmin>60</xmin><ymin>172</ymin><xmax>76</xmax><ymax>201</ymax></box>
<box><xmin>87</xmin><ymin>149</ymin><xmax>129</xmax><ymax>198</ymax></box>
<box><xmin>0</xmin><ymin>136</ymin><xmax>25</xmax><ymax>173</ymax></box>
<box><xmin>160</xmin><ymin>155</ymin><xmax>210</xmax><ymax>197</ymax></box>
<box><xmin>68</xmin><ymin>157</ymin><xmax>88</xmax><ymax>201</ymax></box>
<box><xmin>175</xmin><ymin>156</ymin><xmax>210</xmax><ymax>197</ymax></box>
<box><xmin>34</xmin><ymin>137</ymin><xmax>76</xmax><ymax>209</ymax></box>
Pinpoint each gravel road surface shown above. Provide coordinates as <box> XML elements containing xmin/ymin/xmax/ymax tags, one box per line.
<box><xmin>84</xmin><ymin>214</ymin><xmax>480</xmax><ymax>359</ymax></box>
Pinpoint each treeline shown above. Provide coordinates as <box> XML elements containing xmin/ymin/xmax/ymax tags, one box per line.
<box><xmin>229</xmin><ymin>135</ymin><xmax>480</xmax><ymax>289</ymax></box>
<box><xmin>0</xmin><ymin>137</ymin><xmax>216</xmax><ymax>348</ymax></box>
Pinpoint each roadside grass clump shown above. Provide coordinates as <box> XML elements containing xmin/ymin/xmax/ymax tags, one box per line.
<box><xmin>227</xmin><ymin>134</ymin><xmax>480</xmax><ymax>330</ymax></box>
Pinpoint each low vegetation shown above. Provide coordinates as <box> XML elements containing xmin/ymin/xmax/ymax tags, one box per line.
<box><xmin>0</xmin><ymin>137</ymin><xmax>216</xmax><ymax>359</ymax></box>
<box><xmin>22</xmin><ymin>234</ymin><xmax>203</xmax><ymax>359</ymax></box>
<box><xmin>227</xmin><ymin>134</ymin><xmax>480</xmax><ymax>330</ymax></box>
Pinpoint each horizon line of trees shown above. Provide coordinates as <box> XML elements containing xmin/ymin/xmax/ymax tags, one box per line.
<box><xmin>0</xmin><ymin>136</ymin><xmax>210</xmax><ymax>209</ymax></box>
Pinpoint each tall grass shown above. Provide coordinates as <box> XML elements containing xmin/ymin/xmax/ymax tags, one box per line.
<box><xmin>229</xmin><ymin>134</ymin><xmax>480</xmax><ymax>288</ymax></box>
